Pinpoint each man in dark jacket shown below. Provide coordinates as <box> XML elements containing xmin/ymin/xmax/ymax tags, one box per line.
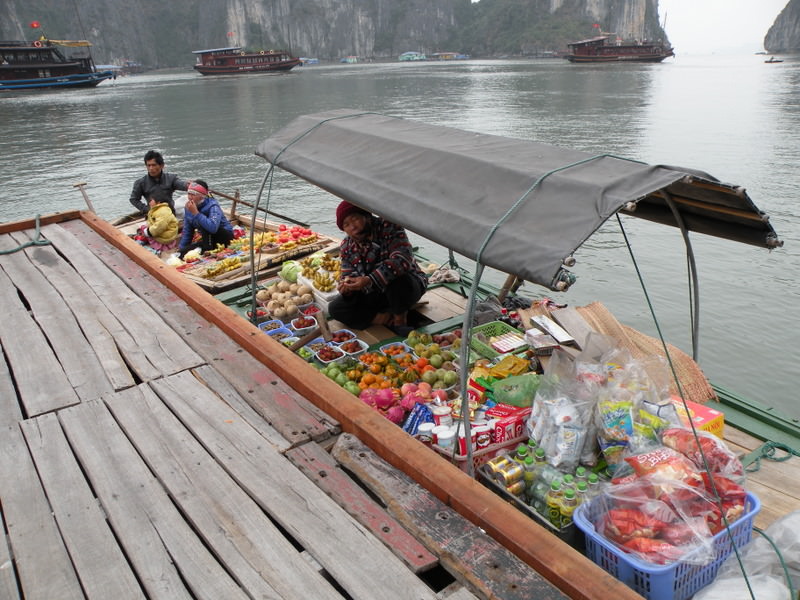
<box><xmin>128</xmin><ymin>150</ymin><xmax>189</xmax><ymax>215</ymax></box>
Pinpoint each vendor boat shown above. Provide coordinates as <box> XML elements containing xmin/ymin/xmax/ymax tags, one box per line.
<box><xmin>565</xmin><ymin>35</ymin><xmax>674</xmax><ymax>63</ymax></box>
<box><xmin>0</xmin><ymin>37</ymin><xmax>114</xmax><ymax>91</ymax></box>
<box><xmin>192</xmin><ymin>46</ymin><xmax>301</xmax><ymax>76</ymax></box>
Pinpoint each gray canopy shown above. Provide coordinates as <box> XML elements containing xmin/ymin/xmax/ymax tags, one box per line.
<box><xmin>255</xmin><ymin>109</ymin><xmax>781</xmax><ymax>291</ymax></box>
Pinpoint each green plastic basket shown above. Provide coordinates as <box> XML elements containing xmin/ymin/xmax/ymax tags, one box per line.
<box><xmin>469</xmin><ymin>320</ymin><xmax>526</xmax><ymax>359</ymax></box>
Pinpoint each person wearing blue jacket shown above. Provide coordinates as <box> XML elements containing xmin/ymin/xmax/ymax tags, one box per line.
<box><xmin>177</xmin><ymin>180</ymin><xmax>234</xmax><ymax>258</ymax></box>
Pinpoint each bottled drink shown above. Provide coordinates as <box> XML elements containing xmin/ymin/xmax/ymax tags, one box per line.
<box><xmin>523</xmin><ymin>455</ymin><xmax>537</xmax><ymax>487</ymax></box>
<box><xmin>559</xmin><ymin>488</ymin><xmax>578</xmax><ymax>528</ymax></box>
<box><xmin>512</xmin><ymin>443</ymin><xmax>529</xmax><ymax>465</ymax></box>
<box><xmin>561</xmin><ymin>473</ymin><xmax>575</xmax><ymax>494</ymax></box>
<box><xmin>575</xmin><ymin>480</ymin><xmax>588</xmax><ymax>507</ymax></box>
<box><xmin>545</xmin><ymin>480</ymin><xmax>563</xmax><ymax>527</ymax></box>
<box><xmin>574</xmin><ymin>465</ymin><xmax>587</xmax><ymax>484</ymax></box>
<box><xmin>586</xmin><ymin>472</ymin><xmax>601</xmax><ymax>501</ymax></box>
<box><xmin>526</xmin><ymin>438</ymin><xmax>538</xmax><ymax>453</ymax></box>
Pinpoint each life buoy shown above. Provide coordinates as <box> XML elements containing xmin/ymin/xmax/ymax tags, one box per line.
<box><xmin>33</xmin><ymin>41</ymin><xmax>43</xmax><ymax>48</ymax></box>
<box><xmin>259</xmin><ymin>50</ymin><xmax>265</xmax><ymax>55</ymax></box>
<box><xmin>240</xmin><ymin>51</ymin><xmax>245</xmax><ymax>55</ymax></box>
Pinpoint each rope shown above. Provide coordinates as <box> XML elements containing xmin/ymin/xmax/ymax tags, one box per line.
<box><xmin>0</xmin><ymin>215</ymin><xmax>52</xmax><ymax>254</ymax></box>
<box><xmin>753</xmin><ymin>526</ymin><xmax>797</xmax><ymax>600</ymax></box>
<box><xmin>745</xmin><ymin>441</ymin><xmax>800</xmax><ymax>473</ymax></box>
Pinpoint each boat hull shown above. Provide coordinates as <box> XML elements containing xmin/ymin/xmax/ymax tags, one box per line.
<box><xmin>566</xmin><ymin>54</ymin><xmax>672</xmax><ymax>63</ymax></box>
<box><xmin>0</xmin><ymin>70</ymin><xmax>114</xmax><ymax>90</ymax></box>
<box><xmin>194</xmin><ymin>60</ymin><xmax>300</xmax><ymax>75</ymax></box>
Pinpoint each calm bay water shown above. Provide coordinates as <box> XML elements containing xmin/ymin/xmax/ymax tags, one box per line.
<box><xmin>1</xmin><ymin>55</ymin><xmax>798</xmax><ymax>420</ymax></box>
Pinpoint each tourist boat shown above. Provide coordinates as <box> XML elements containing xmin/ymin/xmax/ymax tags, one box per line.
<box><xmin>192</xmin><ymin>46</ymin><xmax>300</xmax><ymax>76</ymax></box>
<box><xmin>565</xmin><ymin>35</ymin><xmax>674</xmax><ymax>63</ymax></box>
<box><xmin>398</xmin><ymin>51</ymin><xmax>427</xmax><ymax>61</ymax></box>
<box><xmin>0</xmin><ymin>37</ymin><xmax>114</xmax><ymax>91</ymax></box>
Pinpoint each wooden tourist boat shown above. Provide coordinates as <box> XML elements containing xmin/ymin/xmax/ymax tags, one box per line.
<box><xmin>192</xmin><ymin>46</ymin><xmax>301</xmax><ymax>76</ymax></box>
<box><xmin>565</xmin><ymin>35</ymin><xmax>674</xmax><ymax>63</ymax></box>
<box><xmin>111</xmin><ymin>188</ymin><xmax>339</xmax><ymax>294</ymax></box>
<box><xmin>0</xmin><ymin>37</ymin><xmax>114</xmax><ymax>91</ymax></box>
<box><xmin>2</xmin><ymin>111</ymin><xmax>798</xmax><ymax>599</ymax></box>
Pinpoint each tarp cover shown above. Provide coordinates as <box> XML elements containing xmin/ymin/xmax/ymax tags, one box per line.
<box><xmin>256</xmin><ymin>109</ymin><xmax>780</xmax><ymax>290</ymax></box>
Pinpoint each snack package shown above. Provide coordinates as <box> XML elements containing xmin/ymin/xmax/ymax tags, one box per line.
<box><xmin>661</xmin><ymin>427</ymin><xmax>745</xmax><ymax>483</ymax></box>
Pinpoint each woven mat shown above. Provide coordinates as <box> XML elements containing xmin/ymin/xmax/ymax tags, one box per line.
<box><xmin>570</xmin><ymin>302</ymin><xmax>716</xmax><ymax>404</ymax></box>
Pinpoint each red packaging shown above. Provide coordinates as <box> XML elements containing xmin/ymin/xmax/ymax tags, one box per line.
<box><xmin>487</xmin><ymin>405</ymin><xmax>531</xmax><ymax>443</ymax></box>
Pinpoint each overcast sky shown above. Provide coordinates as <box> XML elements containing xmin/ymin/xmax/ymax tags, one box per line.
<box><xmin>658</xmin><ymin>0</ymin><xmax>788</xmax><ymax>54</ymax></box>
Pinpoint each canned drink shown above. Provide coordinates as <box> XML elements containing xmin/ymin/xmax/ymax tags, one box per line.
<box><xmin>485</xmin><ymin>455</ymin><xmax>511</xmax><ymax>475</ymax></box>
<box><xmin>495</xmin><ymin>462</ymin><xmax>524</xmax><ymax>487</ymax></box>
<box><xmin>506</xmin><ymin>480</ymin><xmax>527</xmax><ymax>497</ymax></box>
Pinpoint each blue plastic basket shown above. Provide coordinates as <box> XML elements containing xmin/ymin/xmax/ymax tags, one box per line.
<box><xmin>573</xmin><ymin>492</ymin><xmax>760</xmax><ymax>600</ymax></box>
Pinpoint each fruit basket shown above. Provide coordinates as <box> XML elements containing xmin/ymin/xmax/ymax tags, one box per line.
<box><xmin>470</xmin><ymin>321</ymin><xmax>527</xmax><ymax>359</ymax></box>
<box><xmin>330</xmin><ymin>329</ymin><xmax>357</xmax><ymax>344</ymax></box>
<box><xmin>339</xmin><ymin>338</ymin><xmax>369</xmax><ymax>358</ymax></box>
<box><xmin>573</xmin><ymin>492</ymin><xmax>760</xmax><ymax>600</ymax></box>
<box><xmin>290</xmin><ymin>315</ymin><xmax>318</xmax><ymax>337</ymax></box>
<box><xmin>315</xmin><ymin>343</ymin><xmax>347</xmax><ymax>366</ymax></box>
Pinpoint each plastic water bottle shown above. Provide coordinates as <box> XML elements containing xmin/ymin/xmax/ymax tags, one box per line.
<box><xmin>559</xmin><ymin>488</ymin><xmax>578</xmax><ymax>528</ymax></box>
<box><xmin>523</xmin><ymin>455</ymin><xmax>537</xmax><ymax>488</ymax></box>
<box><xmin>575</xmin><ymin>480</ymin><xmax>588</xmax><ymax>507</ymax></box>
<box><xmin>545</xmin><ymin>479</ymin><xmax>563</xmax><ymax>527</ymax></box>
<box><xmin>574</xmin><ymin>465</ymin><xmax>587</xmax><ymax>484</ymax></box>
<box><xmin>561</xmin><ymin>473</ymin><xmax>575</xmax><ymax>494</ymax></box>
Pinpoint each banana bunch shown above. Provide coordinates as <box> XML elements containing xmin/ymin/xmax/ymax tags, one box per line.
<box><xmin>297</xmin><ymin>233</ymin><xmax>318</xmax><ymax>244</ymax></box>
<box><xmin>300</xmin><ymin>256</ymin><xmax>318</xmax><ymax>278</ymax></box>
<box><xmin>279</xmin><ymin>240</ymin><xmax>298</xmax><ymax>251</ymax></box>
<box><xmin>313</xmin><ymin>271</ymin><xmax>336</xmax><ymax>292</ymax></box>
<box><xmin>203</xmin><ymin>257</ymin><xmax>241</xmax><ymax>278</ymax></box>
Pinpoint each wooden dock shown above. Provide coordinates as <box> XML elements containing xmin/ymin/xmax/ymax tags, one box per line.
<box><xmin>0</xmin><ymin>212</ymin><xmax>630</xmax><ymax>600</ymax></box>
<box><xmin>1</xmin><ymin>211</ymin><xmax>796</xmax><ymax>599</ymax></box>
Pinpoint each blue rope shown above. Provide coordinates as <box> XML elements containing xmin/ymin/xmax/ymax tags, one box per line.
<box><xmin>0</xmin><ymin>214</ymin><xmax>52</xmax><ymax>254</ymax></box>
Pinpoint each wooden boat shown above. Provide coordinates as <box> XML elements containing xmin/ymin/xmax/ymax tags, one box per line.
<box><xmin>8</xmin><ymin>111</ymin><xmax>794</xmax><ymax>599</ymax></box>
<box><xmin>111</xmin><ymin>188</ymin><xmax>339</xmax><ymax>294</ymax></box>
<box><xmin>192</xmin><ymin>46</ymin><xmax>301</xmax><ymax>76</ymax></box>
<box><xmin>765</xmin><ymin>56</ymin><xmax>784</xmax><ymax>63</ymax></box>
<box><xmin>565</xmin><ymin>35</ymin><xmax>674</xmax><ymax>63</ymax></box>
<box><xmin>0</xmin><ymin>37</ymin><xmax>114</xmax><ymax>91</ymax></box>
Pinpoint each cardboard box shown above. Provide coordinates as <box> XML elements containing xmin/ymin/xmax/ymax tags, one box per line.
<box><xmin>672</xmin><ymin>397</ymin><xmax>725</xmax><ymax>438</ymax></box>
<box><xmin>485</xmin><ymin>404</ymin><xmax>531</xmax><ymax>444</ymax></box>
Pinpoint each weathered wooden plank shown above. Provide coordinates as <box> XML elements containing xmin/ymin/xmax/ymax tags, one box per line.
<box><xmin>20</xmin><ymin>414</ymin><xmax>145</xmax><ymax>599</ymax></box>
<box><xmin>438</xmin><ymin>582</ymin><xmax>480</xmax><ymax>600</ymax></box>
<box><xmin>0</xmin><ymin>507</ymin><xmax>21</xmax><ymax>600</ymax></box>
<box><xmin>0</xmin><ymin>345</ymin><xmax>23</xmax><ymax>427</ymax></box>
<box><xmin>108</xmin><ymin>382</ymin><xmax>344</xmax><ymax>600</ymax></box>
<box><xmin>0</xmin><ymin>233</ymin><xmax>114</xmax><ymax>400</ymax></box>
<box><xmin>331</xmin><ymin>433</ymin><xmax>569</xmax><ymax>600</ymax></box>
<box><xmin>285</xmin><ymin>441</ymin><xmax>440</xmax><ymax>574</ymax></box>
<box><xmin>0</xmin><ymin>264</ymin><xmax>79</xmax><ymax>416</ymax></box>
<box><xmin>61</xmin><ymin>218</ymin><xmax>338</xmax><ymax>445</ymax></box>
<box><xmin>57</xmin><ymin>397</ymin><xmax>248</xmax><ymax>600</ymax></box>
<box><xmin>415</xmin><ymin>288</ymin><xmax>468</xmax><ymax>323</ymax></box>
<box><xmin>0</xmin><ymin>425</ymin><xmax>83</xmax><ymax>599</ymax></box>
<box><xmin>40</xmin><ymin>223</ymin><xmax>204</xmax><ymax>379</ymax></box>
<box><xmin>190</xmin><ymin>364</ymin><xmax>291</xmax><ymax>451</ymax></box>
<box><xmin>8</xmin><ymin>231</ymin><xmax>139</xmax><ymax>389</ymax></box>
<box><xmin>149</xmin><ymin>371</ymin><xmax>439</xmax><ymax>600</ymax></box>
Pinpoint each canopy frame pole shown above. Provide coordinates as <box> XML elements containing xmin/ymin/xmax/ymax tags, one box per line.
<box><xmin>663</xmin><ymin>191</ymin><xmax>701</xmax><ymax>361</ymax></box>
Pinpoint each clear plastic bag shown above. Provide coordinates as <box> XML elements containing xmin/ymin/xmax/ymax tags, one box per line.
<box><xmin>694</xmin><ymin>510</ymin><xmax>800</xmax><ymax>599</ymax></box>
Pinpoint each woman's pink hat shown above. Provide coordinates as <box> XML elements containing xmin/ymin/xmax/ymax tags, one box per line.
<box><xmin>188</xmin><ymin>182</ymin><xmax>208</xmax><ymax>196</ymax></box>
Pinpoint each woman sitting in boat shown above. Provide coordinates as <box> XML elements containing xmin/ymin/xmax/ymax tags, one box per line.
<box><xmin>177</xmin><ymin>181</ymin><xmax>234</xmax><ymax>259</ymax></box>
<box><xmin>329</xmin><ymin>201</ymin><xmax>427</xmax><ymax>335</ymax></box>
<box><xmin>136</xmin><ymin>197</ymin><xmax>179</xmax><ymax>256</ymax></box>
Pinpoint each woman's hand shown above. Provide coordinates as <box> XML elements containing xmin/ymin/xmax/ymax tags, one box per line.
<box><xmin>338</xmin><ymin>276</ymin><xmax>370</xmax><ymax>294</ymax></box>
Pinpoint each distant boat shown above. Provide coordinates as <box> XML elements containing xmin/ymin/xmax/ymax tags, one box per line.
<box><xmin>340</xmin><ymin>56</ymin><xmax>359</xmax><ymax>64</ymax></box>
<box><xmin>398</xmin><ymin>51</ymin><xmax>426</xmax><ymax>61</ymax></box>
<box><xmin>765</xmin><ymin>56</ymin><xmax>783</xmax><ymax>63</ymax></box>
<box><xmin>565</xmin><ymin>35</ymin><xmax>674</xmax><ymax>63</ymax></box>
<box><xmin>299</xmin><ymin>57</ymin><xmax>319</xmax><ymax>66</ymax></box>
<box><xmin>0</xmin><ymin>37</ymin><xmax>114</xmax><ymax>91</ymax></box>
<box><xmin>430</xmin><ymin>52</ymin><xmax>470</xmax><ymax>60</ymax></box>
<box><xmin>192</xmin><ymin>46</ymin><xmax>300</xmax><ymax>76</ymax></box>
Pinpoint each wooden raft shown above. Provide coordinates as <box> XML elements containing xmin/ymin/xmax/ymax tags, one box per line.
<box><xmin>0</xmin><ymin>216</ymin><xmax>571</xmax><ymax>599</ymax></box>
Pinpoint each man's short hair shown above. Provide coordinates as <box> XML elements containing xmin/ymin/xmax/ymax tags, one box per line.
<box><xmin>144</xmin><ymin>150</ymin><xmax>164</xmax><ymax>165</ymax></box>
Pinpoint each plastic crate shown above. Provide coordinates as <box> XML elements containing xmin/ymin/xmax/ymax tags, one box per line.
<box><xmin>433</xmin><ymin>435</ymin><xmax>524</xmax><ymax>473</ymax></box>
<box><xmin>470</xmin><ymin>321</ymin><xmax>526</xmax><ymax>359</ymax></box>
<box><xmin>573</xmin><ymin>492</ymin><xmax>760</xmax><ymax>600</ymax></box>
